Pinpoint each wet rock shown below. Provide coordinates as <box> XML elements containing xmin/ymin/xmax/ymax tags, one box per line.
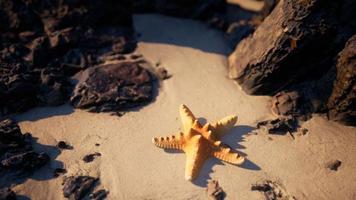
<box><xmin>70</xmin><ymin>61</ymin><xmax>155</xmax><ymax>112</ymax></box>
<box><xmin>0</xmin><ymin>187</ymin><xmax>16</xmax><ymax>200</ymax></box>
<box><xmin>83</xmin><ymin>153</ymin><xmax>102</xmax><ymax>163</ymax></box>
<box><xmin>327</xmin><ymin>35</ymin><xmax>356</xmax><ymax>126</ymax></box>
<box><xmin>206</xmin><ymin>180</ymin><xmax>225</xmax><ymax>200</ymax></box>
<box><xmin>327</xmin><ymin>160</ymin><xmax>342</xmax><ymax>171</ymax></box>
<box><xmin>90</xmin><ymin>189</ymin><xmax>109</xmax><ymax>200</ymax></box>
<box><xmin>251</xmin><ymin>181</ymin><xmax>296</xmax><ymax>200</ymax></box>
<box><xmin>257</xmin><ymin>117</ymin><xmax>298</xmax><ymax>135</ymax></box>
<box><xmin>57</xmin><ymin>141</ymin><xmax>73</xmax><ymax>150</ymax></box>
<box><xmin>54</xmin><ymin>168</ymin><xmax>67</xmax><ymax>177</ymax></box>
<box><xmin>62</xmin><ymin>176</ymin><xmax>98</xmax><ymax>200</ymax></box>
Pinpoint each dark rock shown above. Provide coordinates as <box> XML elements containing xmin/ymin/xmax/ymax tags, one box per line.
<box><xmin>57</xmin><ymin>141</ymin><xmax>73</xmax><ymax>150</ymax></box>
<box><xmin>206</xmin><ymin>180</ymin><xmax>225</xmax><ymax>200</ymax></box>
<box><xmin>156</xmin><ymin>67</ymin><xmax>171</xmax><ymax>80</ymax></box>
<box><xmin>83</xmin><ymin>153</ymin><xmax>102</xmax><ymax>163</ymax></box>
<box><xmin>90</xmin><ymin>189</ymin><xmax>109</xmax><ymax>200</ymax></box>
<box><xmin>1</xmin><ymin>151</ymin><xmax>49</xmax><ymax>171</ymax></box>
<box><xmin>228</xmin><ymin>0</ymin><xmax>356</xmax><ymax>95</ymax></box>
<box><xmin>54</xmin><ymin>168</ymin><xmax>67</xmax><ymax>177</ymax></box>
<box><xmin>327</xmin><ymin>35</ymin><xmax>356</xmax><ymax>126</ymax></box>
<box><xmin>251</xmin><ymin>180</ymin><xmax>295</xmax><ymax>200</ymax></box>
<box><xmin>257</xmin><ymin>117</ymin><xmax>298</xmax><ymax>135</ymax></box>
<box><xmin>0</xmin><ymin>187</ymin><xmax>16</xmax><ymax>200</ymax></box>
<box><xmin>327</xmin><ymin>160</ymin><xmax>342</xmax><ymax>171</ymax></box>
<box><xmin>62</xmin><ymin>176</ymin><xmax>98</xmax><ymax>200</ymax></box>
<box><xmin>0</xmin><ymin>0</ymin><xmax>135</xmax><ymax>115</ymax></box>
<box><xmin>133</xmin><ymin>0</ymin><xmax>226</xmax><ymax>20</ymax></box>
<box><xmin>70</xmin><ymin>61</ymin><xmax>155</xmax><ymax>112</ymax></box>
<box><xmin>0</xmin><ymin>119</ymin><xmax>50</xmax><ymax>178</ymax></box>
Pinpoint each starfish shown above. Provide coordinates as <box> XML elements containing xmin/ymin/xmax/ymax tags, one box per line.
<box><xmin>152</xmin><ymin>104</ymin><xmax>245</xmax><ymax>181</ymax></box>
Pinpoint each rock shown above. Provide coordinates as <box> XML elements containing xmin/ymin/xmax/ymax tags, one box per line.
<box><xmin>83</xmin><ymin>153</ymin><xmax>101</xmax><ymax>163</ymax></box>
<box><xmin>228</xmin><ymin>0</ymin><xmax>356</xmax><ymax>95</ymax></box>
<box><xmin>89</xmin><ymin>189</ymin><xmax>109</xmax><ymax>200</ymax></box>
<box><xmin>257</xmin><ymin>117</ymin><xmax>298</xmax><ymax>135</ymax></box>
<box><xmin>62</xmin><ymin>176</ymin><xmax>98</xmax><ymax>200</ymax></box>
<box><xmin>206</xmin><ymin>180</ymin><xmax>225</xmax><ymax>200</ymax></box>
<box><xmin>156</xmin><ymin>67</ymin><xmax>171</xmax><ymax>80</ymax></box>
<box><xmin>57</xmin><ymin>141</ymin><xmax>73</xmax><ymax>150</ymax></box>
<box><xmin>327</xmin><ymin>160</ymin><xmax>342</xmax><ymax>171</ymax></box>
<box><xmin>1</xmin><ymin>151</ymin><xmax>49</xmax><ymax>171</ymax></box>
<box><xmin>70</xmin><ymin>61</ymin><xmax>155</xmax><ymax>112</ymax></box>
<box><xmin>0</xmin><ymin>119</ymin><xmax>50</xmax><ymax>177</ymax></box>
<box><xmin>251</xmin><ymin>180</ymin><xmax>296</xmax><ymax>200</ymax></box>
<box><xmin>133</xmin><ymin>0</ymin><xmax>226</xmax><ymax>20</ymax></box>
<box><xmin>0</xmin><ymin>187</ymin><xmax>16</xmax><ymax>200</ymax></box>
<box><xmin>0</xmin><ymin>0</ymin><xmax>136</xmax><ymax>116</ymax></box>
<box><xmin>54</xmin><ymin>168</ymin><xmax>67</xmax><ymax>177</ymax></box>
<box><xmin>327</xmin><ymin>35</ymin><xmax>356</xmax><ymax>126</ymax></box>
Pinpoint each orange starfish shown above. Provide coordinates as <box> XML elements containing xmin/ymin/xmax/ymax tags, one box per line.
<box><xmin>152</xmin><ymin>104</ymin><xmax>245</xmax><ymax>181</ymax></box>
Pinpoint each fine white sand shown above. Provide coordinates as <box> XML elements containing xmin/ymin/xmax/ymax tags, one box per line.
<box><xmin>12</xmin><ymin>14</ymin><xmax>356</xmax><ymax>200</ymax></box>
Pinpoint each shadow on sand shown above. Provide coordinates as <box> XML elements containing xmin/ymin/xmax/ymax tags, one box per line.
<box><xmin>164</xmin><ymin>123</ymin><xmax>260</xmax><ymax>187</ymax></box>
<box><xmin>0</xmin><ymin>136</ymin><xmax>64</xmax><ymax>190</ymax></box>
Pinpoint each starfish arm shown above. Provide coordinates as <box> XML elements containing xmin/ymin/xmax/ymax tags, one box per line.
<box><xmin>152</xmin><ymin>133</ymin><xmax>184</xmax><ymax>150</ymax></box>
<box><xmin>183</xmin><ymin>135</ymin><xmax>208</xmax><ymax>181</ymax></box>
<box><xmin>212</xmin><ymin>142</ymin><xmax>244</xmax><ymax>165</ymax></box>
<box><xmin>179</xmin><ymin>104</ymin><xmax>199</xmax><ymax>132</ymax></box>
<box><xmin>210</xmin><ymin>115</ymin><xmax>238</xmax><ymax>140</ymax></box>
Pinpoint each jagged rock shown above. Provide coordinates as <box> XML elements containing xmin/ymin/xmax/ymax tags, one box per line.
<box><xmin>257</xmin><ymin>117</ymin><xmax>298</xmax><ymax>135</ymax></box>
<box><xmin>327</xmin><ymin>160</ymin><xmax>342</xmax><ymax>171</ymax></box>
<box><xmin>0</xmin><ymin>0</ymin><xmax>135</xmax><ymax>115</ymax></box>
<box><xmin>251</xmin><ymin>181</ymin><xmax>296</xmax><ymax>200</ymax></box>
<box><xmin>206</xmin><ymin>180</ymin><xmax>225</xmax><ymax>200</ymax></box>
<box><xmin>327</xmin><ymin>35</ymin><xmax>356</xmax><ymax>126</ymax></box>
<box><xmin>83</xmin><ymin>153</ymin><xmax>101</xmax><ymax>163</ymax></box>
<box><xmin>228</xmin><ymin>0</ymin><xmax>356</xmax><ymax>95</ymax></box>
<box><xmin>133</xmin><ymin>0</ymin><xmax>226</xmax><ymax>20</ymax></box>
<box><xmin>70</xmin><ymin>61</ymin><xmax>155</xmax><ymax>112</ymax></box>
<box><xmin>0</xmin><ymin>119</ymin><xmax>49</xmax><ymax>177</ymax></box>
<box><xmin>54</xmin><ymin>168</ymin><xmax>67</xmax><ymax>177</ymax></box>
<box><xmin>62</xmin><ymin>176</ymin><xmax>98</xmax><ymax>200</ymax></box>
<box><xmin>57</xmin><ymin>141</ymin><xmax>73</xmax><ymax>150</ymax></box>
<box><xmin>0</xmin><ymin>187</ymin><xmax>16</xmax><ymax>200</ymax></box>
<box><xmin>90</xmin><ymin>189</ymin><xmax>109</xmax><ymax>200</ymax></box>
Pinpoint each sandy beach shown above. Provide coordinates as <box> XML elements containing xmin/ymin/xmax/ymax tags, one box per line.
<box><xmin>8</xmin><ymin>14</ymin><xmax>356</xmax><ymax>200</ymax></box>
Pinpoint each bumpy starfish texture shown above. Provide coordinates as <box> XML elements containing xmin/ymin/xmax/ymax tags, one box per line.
<box><xmin>152</xmin><ymin>104</ymin><xmax>245</xmax><ymax>181</ymax></box>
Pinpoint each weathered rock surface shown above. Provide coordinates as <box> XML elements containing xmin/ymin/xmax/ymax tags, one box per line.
<box><xmin>257</xmin><ymin>117</ymin><xmax>299</xmax><ymax>135</ymax></box>
<box><xmin>228</xmin><ymin>0</ymin><xmax>356</xmax><ymax>95</ymax></box>
<box><xmin>206</xmin><ymin>180</ymin><xmax>225</xmax><ymax>200</ymax></box>
<box><xmin>62</xmin><ymin>176</ymin><xmax>98</xmax><ymax>200</ymax></box>
<box><xmin>133</xmin><ymin>0</ymin><xmax>226</xmax><ymax>20</ymax></box>
<box><xmin>0</xmin><ymin>0</ymin><xmax>135</xmax><ymax>115</ymax></box>
<box><xmin>251</xmin><ymin>180</ymin><xmax>296</xmax><ymax>200</ymax></box>
<box><xmin>70</xmin><ymin>61</ymin><xmax>155</xmax><ymax>112</ymax></box>
<box><xmin>0</xmin><ymin>119</ymin><xmax>49</xmax><ymax>177</ymax></box>
<box><xmin>327</xmin><ymin>35</ymin><xmax>356</xmax><ymax>126</ymax></box>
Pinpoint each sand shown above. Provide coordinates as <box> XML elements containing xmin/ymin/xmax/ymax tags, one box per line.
<box><xmin>11</xmin><ymin>14</ymin><xmax>356</xmax><ymax>200</ymax></box>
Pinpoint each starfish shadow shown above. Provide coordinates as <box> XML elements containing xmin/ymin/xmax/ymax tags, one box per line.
<box><xmin>196</xmin><ymin>124</ymin><xmax>261</xmax><ymax>187</ymax></box>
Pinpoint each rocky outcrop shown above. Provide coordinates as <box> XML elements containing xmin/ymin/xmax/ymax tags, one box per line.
<box><xmin>133</xmin><ymin>0</ymin><xmax>226</xmax><ymax>20</ymax></box>
<box><xmin>70</xmin><ymin>61</ymin><xmax>155</xmax><ymax>112</ymax></box>
<box><xmin>228</xmin><ymin>0</ymin><xmax>355</xmax><ymax>95</ymax></box>
<box><xmin>0</xmin><ymin>119</ymin><xmax>49</xmax><ymax>185</ymax></box>
<box><xmin>0</xmin><ymin>0</ymin><xmax>135</xmax><ymax>115</ymax></box>
<box><xmin>327</xmin><ymin>35</ymin><xmax>356</xmax><ymax>126</ymax></box>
